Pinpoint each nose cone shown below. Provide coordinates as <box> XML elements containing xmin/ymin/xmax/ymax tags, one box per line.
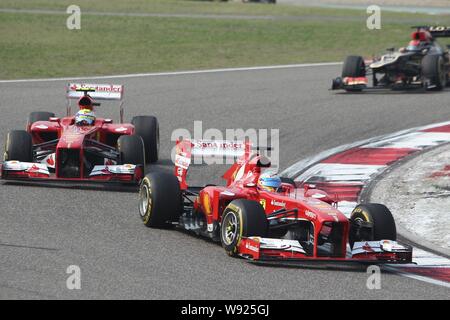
<box><xmin>58</xmin><ymin>125</ymin><xmax>96</xmax><ymax>149</ymax></box>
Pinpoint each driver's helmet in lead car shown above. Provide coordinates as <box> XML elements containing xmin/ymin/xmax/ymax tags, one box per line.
<box><xmin>257</xmin><ymin>172</ymin><xmax>282</xmax><ymax>192</ymax></box>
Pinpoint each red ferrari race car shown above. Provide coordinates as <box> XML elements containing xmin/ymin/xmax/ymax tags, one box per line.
<box><xmin>1</xmin><ymin>83</ymin><xmax>159</xmax><ymax>185</ymax></box>
<box><xmin>138</xmin><ymin>139</ymin><xmax>412</xmax><ymax>265</ymax></box>
<box><xmin>332</xmin><ymin>26</ymin><xmax>450</xmax><ymax>92</ymax></box>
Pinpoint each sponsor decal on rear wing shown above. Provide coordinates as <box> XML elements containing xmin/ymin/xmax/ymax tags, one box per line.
<box><xmin>175</xmin><ymin>139</ymin><xmax>250</xmax><ymax>163</ymax></box>
<box><xmin>190</xmin><ymin>139</ymin><xmax>249</xmax><ymax>157</ymax></box>
<box><xmin>174</xmin><ymin>139</ymin><xmax>251</xmax><ymax>189</ymax></box>
<box><xmin>66</xmin><ymin>83</ymin><xmax>124</xmax><ymax>100</ymax></box>
<box><xmin>428</xmin><ymin>26</ymin><xmax>450</xmax><ymax>38</ymax></box>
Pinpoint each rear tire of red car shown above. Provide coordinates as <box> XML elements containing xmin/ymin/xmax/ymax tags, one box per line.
<box><xmin>422</xmin><ymin>55</ymin><xmax>446</xmax><ymax>91</ymax></box>
<box><xmin>342</xmin><ymin>56</ymin><xmax>366</xmax><ymax>92</ymax></box>
<box><xmin>349</xmin><ymin>203</ymin><xmax>397</xmax><ymax>249</ymax></box>
<box><xmin>28</xmin><ymin>111</ymin><xmax>55</xmax><ymax>128</ymax></box>
<box><xmin>139</xmin><ymin>172</ymin><xmax>182</xmax><ymax>228</ymax></box>
<box><xmin>220</xmin><ymin>199</ymin><xmax>268</xmax><ymax>257</ymax></box>
<box><xmin>131</xmin><ymin>116</ymin><xmax>159</xmax><ymax>164</ymax></box>
<box><xmin>4</xmin><ymin>130</ymin><xmax>33</xmax><ymax>162</ymax></box>
<box><xmin>117</xmin><ymin>135</ymin><xmax>145</xmax><ymax>168</ymax></box>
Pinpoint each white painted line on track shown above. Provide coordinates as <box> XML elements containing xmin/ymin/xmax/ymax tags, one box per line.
<box><xmin>0</xmin><ymin>62</ymin><xmax>342</xmax><ymax>84</ymax></box>
<box><xmin>0</xmin><ymin>8</ymin><xmax>291</xmax><ymax>20</ymax></box>
<box><xmin>383</xmin><ymin>266</ymin><xmax>450</xmax><ymax>289</ymax></box>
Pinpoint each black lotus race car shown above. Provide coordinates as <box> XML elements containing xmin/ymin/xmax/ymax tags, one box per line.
<box><xmin>332</xmin><ymin>26</ymin><xmax>450</xmax><ymax>92</ymax></box>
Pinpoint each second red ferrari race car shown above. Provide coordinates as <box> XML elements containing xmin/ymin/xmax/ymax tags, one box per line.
<box><xmin>1</xmin><ymin>83</ymin><xmax>159</xmax><ymax>185</ymax></box>
<box><xmin>138</xmin><ymin>139</ymin><xmax>412</xmax><ymax>265</ymax></box>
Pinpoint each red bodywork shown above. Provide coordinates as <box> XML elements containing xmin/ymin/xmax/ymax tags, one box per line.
<box><xmin>1</xmin><ymin>84</ymin><xmax>144</xmax><ymax>184</ymax></box>
<box><xmin>174</xmin><ymin>139</ymin><xmax>412</xmax><ymax>265</ymax></box>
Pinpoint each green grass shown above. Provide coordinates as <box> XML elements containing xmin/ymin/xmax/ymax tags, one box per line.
<box><xmin>0</xmin><ymin>0</ymin><xmax>389</xmax><ymax>17</ymax></box>
<box><xmin>2</xmin><ymin>0</ymin><xmax>450</xmax><ymax>20</ymax></box>
<box><xmin>1</xmin><ymin>0</ymin><xmax>450</xmax><ymax>79</ymax></box>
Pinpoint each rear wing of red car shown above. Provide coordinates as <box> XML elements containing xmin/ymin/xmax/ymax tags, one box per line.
<box><xmin>174</xmin><ymin>139</ymin><xmax>251</xmax><ymax>189</ymax></box>
<box><xmin>66</xmin><ymin>83</ymin><xmax>125</xmax><ymax>122</ymax></box>
<box><xmin>66</xmin><ymin>83</ymin><xmax>124</xmax><ymax>100</ymax></box>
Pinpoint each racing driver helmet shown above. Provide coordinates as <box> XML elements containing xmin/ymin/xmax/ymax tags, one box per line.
<box><xmin>407</xmin><ymin>30</ymin><xmax>432</xmax><ymax>52</ymax></box>
<box><xmin>75</xmin><ymin>109</ymin><xmax>96</xmax><ymax>126</ymax></box>
<box><xmin>257</xmin><ymin>173</ymin><xmax>282</xmax><ymax>192</ymax></box>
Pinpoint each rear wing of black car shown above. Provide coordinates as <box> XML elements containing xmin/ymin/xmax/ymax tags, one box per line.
<box><xmin>428</xmin><ymin>26</ymin><xmax>450</xmax><ymax>38</ymax></box>
<box><xmin>411</xmin><ymin>26</ymin><xmax>450</xmax><ymax>38</ymax></box>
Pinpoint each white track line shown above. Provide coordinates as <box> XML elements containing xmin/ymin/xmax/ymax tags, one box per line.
<box><xmin>0</xmin><ymin>62</ymin><xmax>341</xmax><ymax>84</ymax></box>
<box><xmin>383</xmin><ymin>266</ymin><xmax>450</xmax><ymax>289</ymax></box>
<box><xmin>0</xmin><ymin>8</ymin><xmax>285</xmax><ymax>20</ymax></box>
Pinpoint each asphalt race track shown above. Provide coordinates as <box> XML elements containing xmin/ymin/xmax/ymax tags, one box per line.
<box><xmin>1</xmin><ymin>64</ymin><xmax>450</xmax><ymax>299</ymax></box>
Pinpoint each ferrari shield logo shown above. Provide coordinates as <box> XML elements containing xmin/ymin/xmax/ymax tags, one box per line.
<box><xmin>259</xmin><ymin>199</ymin><xmax>266</xmax><ymax>209</ymax></box>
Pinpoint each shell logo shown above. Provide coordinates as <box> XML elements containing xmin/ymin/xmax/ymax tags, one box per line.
<box><xmin>202</xmin><ymin>192</ymin><xmax>212</xmax><ymax>215</ymax></box>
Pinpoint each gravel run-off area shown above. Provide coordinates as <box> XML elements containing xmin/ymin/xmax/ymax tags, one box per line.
<box><xmin>371</xmin><ymin>143</ymin><xmax>450</xmax><ymax>251</ymax></box>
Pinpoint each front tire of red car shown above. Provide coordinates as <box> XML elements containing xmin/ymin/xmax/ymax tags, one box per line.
<box><xmin>220</xmin><ymin>199</ymin><xmax>268</xmax><ymax>257</ymax></box>
<box><xmin>139</xmin><ymin>172</ymin><xmax>182</xmax><ymax>228</ymax></box>
<box><xmin>4</xmin><ymin>130</ymin><xmax>33</xmax><ymax>162</ymax></box>
<box><xmin>349</xmin><ymin>203</ymin><xmax>397</xmax><ymax>249</ymax></box>
<box><xmin>131</xmin><ymin>116</ymin><xmax>159</xmax><ymax>164</ymax></box>
<box><xmin>117</xmin><ymin>134</ymin><xmax>145</xmax><ymax>168</ymax></box>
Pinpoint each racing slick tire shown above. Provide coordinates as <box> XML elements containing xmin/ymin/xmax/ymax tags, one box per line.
<box><xmin>342</xmin><ymin>56</ymin><xmax>366</xmax><ymax>92</ymax></box>
<box><xmin>28</xmin><ymin>111</ymin><xmax>55</xmax><ymax>127</ymax></box>
<box><xmin>422</xmin><ymin>55</ymin><xmax>446</xmax><ymax>91</ymax></box>
<box><xmin>131</xmin><ymin>116</ymin><xmax>159</xmax><ymax>164</ymax></box>
<box><xmin>4</xmin><ymin>130</ymin><xmax>33</xmax><ymax>162</ymax></box>
<box><xmin>117</xmin><ymin>135</ymin><xmax>145</xmax><ymax>168</ymax></box>
<box><xmin>139</xmin><ymin>172</ymin><xmax>182</xmax><ymax>228</ymax></box>
<box><xmin>349</xmin><ymin>203</ymin><xmax>397</xmax><ymax>249</ymax></box>
<box><xmin>220</xmin><ymin>199</ymin><xmax>268</xmax><ymax>257</ymax></box>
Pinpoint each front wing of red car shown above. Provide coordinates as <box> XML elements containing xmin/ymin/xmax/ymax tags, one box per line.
<box><xmin>238</xmin><ymin>237</ymin><xmax>413</xmax><ymax>265</ymax></box>
<box><xmin>0</xmin><ymin>161</ymin><xmax>143</xmax><ymax>185</ymax></box>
